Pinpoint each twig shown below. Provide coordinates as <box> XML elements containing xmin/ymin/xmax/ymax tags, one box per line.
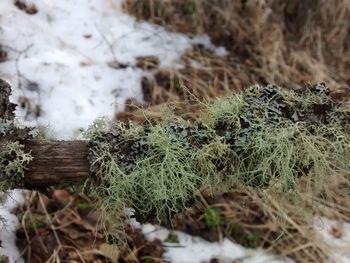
<box><xmin>38</xmin><ymin>193</ymin><xmax>62</xmax><ymax>247</ymax></box>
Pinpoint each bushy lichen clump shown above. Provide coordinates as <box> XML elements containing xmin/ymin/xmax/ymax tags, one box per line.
<box><xmin>87</xmin><ymin>83</ymin><xmax>350</xmax><ymax>220</ymax></box>
<box><xmin>209</xmin><ymin>83</ymin><xmax>350</xmax><ymax>189</ymax></box>
<box><xmin>87</xmin><ymin>120</ymin><xmax>216</xmax><ymax>219</ymax></box>
<box><xmin>0</xmin><ymin>121</ymin><xmax>33</xmax><ymax>190</ymax></box>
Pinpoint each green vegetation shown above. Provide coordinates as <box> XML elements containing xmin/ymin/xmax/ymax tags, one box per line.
<box><xmin>165</xmin><ymin>232</ymin><xmax>179</xmax><ymax>243</ymax></box>
<box><xmin>0</xmin><ymin>119</ymin><xmax>33</xmax><ymax>191</ymax></box>
<box><xmin>0</xmin><ymin>140</ymin><xmax>32</xmax><ymax>191</ymax></box>
<box><xmin>86</xmin><ymin>83</ymin><xmax>350</xmax><ymax>221</ymax></box>
<box><xmin>226</xmin><ymin>220</ymin><xmax>263</xmax><ymax>249</ymax></box>
<box><xmin>204</xmin><ymin>207</ymin><xmax>224</xmax><ymax>227</ymax></box>
<box><xmin>0</xmin><ymin>255</ymin><xmax>9</xmax><ymax>263</ymax></box>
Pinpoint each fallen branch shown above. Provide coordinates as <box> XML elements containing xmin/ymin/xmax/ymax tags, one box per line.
<box><xmin>1</xmin><ymin>80</ymin><xmax>350</xmax><ymax>201</ymax></box>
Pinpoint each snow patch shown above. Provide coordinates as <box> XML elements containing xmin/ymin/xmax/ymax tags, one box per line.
<box><xmin>315</xmin><ymin>217</ymin><xmax>350</xmax><ymax>263</ymax></box>
<box><xmin>0</xmin><ymin>0</ymin><xmax>225</xmax><ymax>139</ymax></box>
<box><xmin>0</xmin><ymin>190</ymin><xmax>25</xmax><ymax>263</ymax></box>
<box><xmin>126</xmin><ymin>209</ymin><xmax>293</xmax><ymax>263</ymax></box>
<box><xmin>140</xmin><ymin>223</ymin><xmax>293</xmax><ymax>263</ymax></box>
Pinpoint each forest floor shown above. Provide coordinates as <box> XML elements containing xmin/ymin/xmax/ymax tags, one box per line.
<box><xmin>1</xmin><ymin>0</ymin><xmax>350</xmax><ymax>262</ymax></box>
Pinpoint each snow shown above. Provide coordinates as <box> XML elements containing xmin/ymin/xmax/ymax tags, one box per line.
<box><xmin>0</xmin><ymin>190</ymin><xmax>25</xmax><ymax>263</ymax></box>
<box><xmin>129</xmin><ymin>220</ymin><xmax>293</xmax><ymax>263</ymax></box>
<box><xmin>0</xmin><ymin>0</ymin><xmax>219</xmax><ymax>139</ymax></box>
<box><xmin>315</xmin><ymin>217</ymin><xmax>350</xmax><ymax>263</ymax></box>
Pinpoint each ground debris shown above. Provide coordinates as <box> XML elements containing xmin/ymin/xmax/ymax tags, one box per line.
<box><xmin>14</xmin><ymin>0</ymin><xmax>38</xmax><ymax>15</ymax></box>
<box><xmin>15</xmin><ymin>191</ymin><xmax>164</xmax><ymax>263</ymax></box>
<box><xmin>136</xmin><ymin>56</ymin><xmax>159</xmax><ymax>71</ymax></box>
<box><xmin>0</xmin><ymin>46</ymin><xmax>7</xmax><ymax>63</ymax></box>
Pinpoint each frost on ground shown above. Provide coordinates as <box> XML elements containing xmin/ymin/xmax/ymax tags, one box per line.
<box><xmin>0</xmin><ymin>190</ymin><xmax>25</xmax><ymax>263</ymax></box>
<box><xmin>0</xmin><ymin>0</ymin><xmax>216</xmax><ymax>138</ymax></box>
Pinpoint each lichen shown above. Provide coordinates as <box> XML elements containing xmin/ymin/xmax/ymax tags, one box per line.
<box><xmin>0</xmin><ymin>119</ymin><xmax>33</xmax><ymax>191</ymax></box>
<box><xmin>0</xmin><ymin>79</ymin><xmax>33</xmax><ymax>191</ymax></box>
<box><xmin>86</xmin><ymin>83</ymin><xmax>350</xmax><ymax>221</ymax></box>
<box><xmin>0</xmin><ymin>141</ymin><xmax>33</xmax><ymax>190</ymax></box>
<box><xmin>0</xmin><ymin>120</ymin><xmax>13</xmax><ymax>135</ymax></box>
<box><xmin>209</xmin><ymin>83</ymin><xmax>350</xmax><ymax>189</ymax></box>
<box><xmin>86</xmin><ymin>119</ymin><xmax>209</xmax><ymax>220</ymax></box>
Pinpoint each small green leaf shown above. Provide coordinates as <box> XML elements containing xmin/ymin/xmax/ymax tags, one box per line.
<box><xmin>204</xmin><ymin>207</ymin><xmax>224</xmax><ymax>227</ymax></box>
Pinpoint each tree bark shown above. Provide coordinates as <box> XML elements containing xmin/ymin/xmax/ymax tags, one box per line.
<box><xmin>24</xmin><ymin>140</ymin><xmax>90</xmax><ymax>188</ymax></box>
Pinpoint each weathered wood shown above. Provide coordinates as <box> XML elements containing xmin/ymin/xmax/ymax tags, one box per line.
<box><xmin>24</xmin><ymin>140</ymin><xmax>90</xmax><ymax>187</ymax></box>
<box><xmin>1</xmin><ymin>81</ymin><xmax>90</xmax><ymax>188</ymax></box>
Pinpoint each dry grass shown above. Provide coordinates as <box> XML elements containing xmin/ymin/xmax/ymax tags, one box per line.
<box><xmin>119</xmin><ymin>3</ymin><xmax>350</xmax><ymax>261</ymax></box>
<box><xmin>169</xmin><ymin>180</ymin><xmax>350</xmax><ymax>262</ymax></box>
<box><xmin>120</xmin><ymin>0</ymin><xmax>350</xmax><ymax>121</ymax></box>
<box><xmin>117</xmin><ymin>46</ymin><xmax>239</xmax><ymax>122</ymax></box>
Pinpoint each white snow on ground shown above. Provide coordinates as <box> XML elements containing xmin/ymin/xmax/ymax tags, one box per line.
<box><xmin>140</xmin><ymin>223</ymin><xmax>293</xmax><ymax>263</ymax></box>
<box><xmin>315</xmin><ymin>217</ymin><xmax>350</xmax><ymax>263</ymax></box>
<box><xmin>0</xmin><ymin>0</ymin><xmax>215</xmax><ymax>138</ymax></box>
<box><xmin>0</xmin><ymin>190</ymin><xmax>25</xmax><ymax>263</ymax></box>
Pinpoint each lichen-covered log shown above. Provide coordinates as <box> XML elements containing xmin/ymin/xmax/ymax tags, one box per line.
<box><xmin>24</xmin><ymin>140</ymin><xmax>89</xmax><ymax>187</ymax></box>
<box><xmin>1</xmin><ymin>81</ymin><xmax>350</xmax><ymax>205</ymax></box>
<box><xmin>85</xmin><ymin>83</ymin><xmax>350</xmax><ymax>220</ymax></box>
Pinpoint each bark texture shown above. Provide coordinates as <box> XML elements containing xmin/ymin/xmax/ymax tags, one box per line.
<box><xmin>1</xmin><ymin>80</ymin><xmax>90</xmax><ymax>188</ymax></box>
<box><xmin>24</xmin><ymin>140</ymin><xmax>90</xmax><ymax>187</ymax></box>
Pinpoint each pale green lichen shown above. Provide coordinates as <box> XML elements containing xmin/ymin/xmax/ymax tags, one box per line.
<box><xmin>0</xmin><ymin>141</ymin><xmax>33</xmax><ymax>190</ymax></box>
<box><xmin>0</xmin><ymin>119</ymin><xmax>33</xmax><ymax>191</ymax></box>
<box><xmin>86</xmin><ymin>119</ymin><xmax>208</xmax><ymax>220</ymax></box>
<box><xmin>86</xmin><ymin>83</ymin><xmax>350</xmax><ymax>221</ymax></box>
<box><xmin>0</xmin><ymin>120</ymin><xmax>13</xmax><ymax>135</ymax></box>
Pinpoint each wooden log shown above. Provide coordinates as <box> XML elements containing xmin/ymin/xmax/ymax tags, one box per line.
<box><xmin>24</xmin><ymin>140</ymin><xmax>90</xmax><ymax>188</ymax></box>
